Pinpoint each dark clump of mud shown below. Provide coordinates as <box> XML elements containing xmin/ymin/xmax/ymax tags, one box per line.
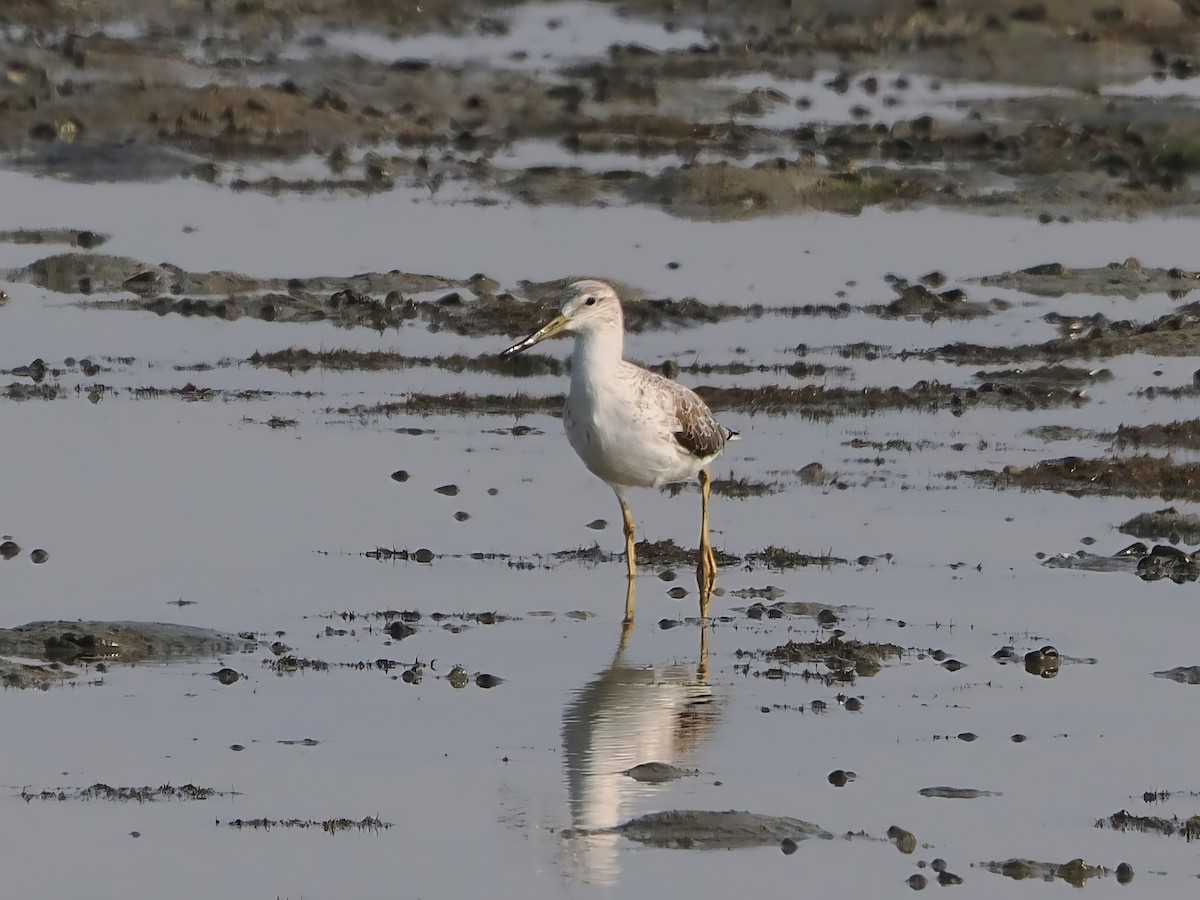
<box><xmin>1</xmin><ymin>661</ymin><xmax>76</xmax><ymax>690</ymax></box>
<box><xmin>615</xmin><ymin>809</ymin><xmax>828</xmax><ymax>849</ymax></box>
<box><xmin>764</xmin><ymin>635</ymin><xmax>903</xmax><ymax>682</ymax></box>
<box><xmin>1114</xmin><ymin>419</ymin><xmax>1200</xmax><ymax>450</ymax></box>
<box><xmin>0</xmin><ymin>620</ymin><xmax>255</xmax><ymax>663</ymax></box>
<box><xmin>970</xmin><ymin>455</ymin><xmax>1200</xmax><ymax>501</ymax></box>
<box><xmin>982</xmin><ymin>858</ymin><xmax>1107</xmax><ymax>888</ymax></box>
<box><xmin>932</xmin><ymin>302</ymin><xmax>1200</xmax><ymax>365</ymax></box>
<box><xmin>976</xmin><ymin>260</ymin><xmax>1200</xmax><ymax>299</ymax></box>
<box><xmin>251</xmin><ymin>346</ymin><xmax>566</xmax><ymax>377</ymax></box>
<box><xmin>867</xmin><ymin>276</ymin><xmax>991</xmax><ymax>321</ymax></box>
<box><xmin>1152</xmin><ymin>665</ymin><xmax>1200</xmax><ymax>684</ymax></box>
<box><xmin>708</xmin><ymin>476</ymin><xmax>781</xmax><ymax>499</ymax></box>
<box><xmin>0</xmin><ymin>228</ymin><xmax>107</xmax><ymax>248</ymax></box>
<box><xmin>919</xmin><ymin>786</ymin><xmax>1001</xmax><ymax>799</ymax></box>
<box><xmin>623</xmin><ymin>762</ymin><xmax>699</xmax><ymax>784</ymax></box>
<box><xmin>1121</xmin><ymin>507</ymin><xmax>1200</xmax><ymax>545</ymax></box>
<box><xmin>552</xmin><ymin>539</ymin><xmax>847</xmax><ymax>572</ymax></box>
<box><xmin>695</xmin><ymin>377</ymin><xmax>1087</xmax><ymax>421</ymax></box>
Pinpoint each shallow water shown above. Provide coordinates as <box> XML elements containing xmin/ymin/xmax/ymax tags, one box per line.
<box><xmin>5</xmin><ymin>7</ymin><xmax>1200</xmax><ymax>898</ymax></box>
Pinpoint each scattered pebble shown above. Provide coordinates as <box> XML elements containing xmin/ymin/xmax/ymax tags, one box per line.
<box><xmin>475</xmin><ymin>673</ymin><xmax>503</xmax><ymax>688</ymax></box>
<box><xmin>1115</xmin><ymin>862</ymin><xmax>1133</xmax><ymax>884</ymax></box>
<box><xmin>907</xmin><ymin>873</ymin><xmax>927</xmax><ymax>890</ymax></box>
<box><xmin>585</xmin><ymin>518</ymin><xmax>607</xmax><ymax>530</ymax></box>
<box><xmin>843</xmin><ymin>697</ymin><xmax>863</xmax><ymax>712</ymax></box>
<box><xmin>230</xmin><ymin>744</ymin><xmax>245</xmax><ymax>751</ymax></box>
<box><xmin>667</xmin><ymin>587</ymin><xmax>688</xmax><ymax>599</ymax></box>
<box><xmin>0</xmin><ymin>540</ymin><xmax>20</xmax><ymax>560</ymax></box>
<box><xmin>30</xmin><ymin>549</ymin><xmax>49</xmax><ymax>564</ymax></box>
<box><xmin>780</xmin><ymin>837</ymin><xmax>798</xmax><ymax>854</ymax></box>
<box><xmin>413</xmin><ymin>548</ymin><xmax>434</xmax><ymax>563</ymax></box>
<box><xmin>448</xmin><ymin>665</ymin><xmax>469</xmax><ymax>688</ymax></box>
<box><xmin>390</xmin><ymin>470</ymin><xmax>409</xmax><ymax>482</ymax></box>
<box><xmin>453</xmin><ymin>511</ymin><xmax>470</xmax><ymax>521</ymax></box>
<box><xmin>887</xmin><ymin>825</ymin><xmax>917</xmax><ymax>854</ymax></box>
<box><xmin>213</xmin><ymin>668</ymin><xmax>241</xmax><ymax>685</ymax></box>
<box><xmin>434</xmin><ymin>484</ymin><xmax>459</xmax><ymax>496</ymax></box>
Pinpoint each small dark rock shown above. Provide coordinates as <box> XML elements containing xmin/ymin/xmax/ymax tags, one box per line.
<box><xmin>434</xmin><ymin>484</ymin><xmax>459</xmax><ymax>496</ymax></box>
<box><xmin>907</xmin><ymin>873</ymin><xmax>927</xmax><ymax>890</ymax></box>
<box><xmin>780</xmin><ymin>837</ymin><xmax>798</xmax><ymax>854</ymax></box>
<box><xmin>0</xmin><ymin>541</ymin><xmax>20</xmax><ymax>560</ymax></box>
<box><xmin>213</xmin><ymin>668</ymin><xmax>241</xmax><ymax>685</ymax></box>
<box><xmin>388</xmin><ymin>622</ymin><xmax>416</xmax><ymax>641</ymax></box>
<box><xmin>390</xmin><ymin>470</ymin><xmax>409</xmax><ymax>483</ymax></box>
<box><xmin>30</xmin><ymin>549</ymin><xmax>49</xmax><ymax>564</ymax></box>
<box><xmin>475</xmin><ymin>673</ymin><xmax>503</xmax><ymax>688</ymax></box>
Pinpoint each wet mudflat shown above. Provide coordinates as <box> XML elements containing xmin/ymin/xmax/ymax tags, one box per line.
<box><xmin>7</xmin><ymin>1</ymin><xmax>1200</xmax><ymax>897</ymax></box>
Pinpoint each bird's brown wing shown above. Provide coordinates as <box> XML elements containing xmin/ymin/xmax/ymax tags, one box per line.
<box><xmin>672</xmin><ymin>389</ymin><xmax>727</xmax><ymax>459</ymax></box>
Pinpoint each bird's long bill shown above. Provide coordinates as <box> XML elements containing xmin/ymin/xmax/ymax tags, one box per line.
<box><xmin>499</xmin><ymin>313</ymin><xmax>570</xmax><ymax>356</ymax></box>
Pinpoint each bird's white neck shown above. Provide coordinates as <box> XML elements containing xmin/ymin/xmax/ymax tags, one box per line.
<box><xmin>570</xmin><ymin>323</ymin><xmax>624</xmax><ymax>387</ymax></box>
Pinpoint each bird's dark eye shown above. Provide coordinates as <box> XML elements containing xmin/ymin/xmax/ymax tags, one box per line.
<box><xmin>585</xmin><ymin>297</ymin><xmax>597</xmax><ymax>306</ymax></box>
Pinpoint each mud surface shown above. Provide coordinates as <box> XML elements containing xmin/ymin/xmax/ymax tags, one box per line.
<box><xmin>6</xmin><ymin>1</ymin><xmax>1200</xmax><ymax>898</ymax></box>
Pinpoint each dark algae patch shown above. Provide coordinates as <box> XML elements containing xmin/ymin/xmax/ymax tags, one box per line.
<box><xmin>969</xmin><ymin>456</ymin><xmax>1200</xmax><ymax>501</ymax></box>
<box><xmin>225</xmin><ymin>816</ymin><xmax>392</xmax><ymax>833</ymax></box>
<box><xmin>21</xmin><ymin>784</ymin><xmax>236</xmax><ymax>802</ymax></box>
<box><xmin>1097</xmin><ymin>809</ymin><xmax>1200</xmax><ymax>839</ymax></box>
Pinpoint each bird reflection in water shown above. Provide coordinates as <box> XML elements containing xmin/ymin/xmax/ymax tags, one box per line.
<box><xmin>559</xmin><ymin>580</ymin><xmax>721</xmax><ymax>883</ymax></box>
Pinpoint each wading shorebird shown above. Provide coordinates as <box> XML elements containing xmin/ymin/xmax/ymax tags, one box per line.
<box><xmin>500</xmin><ymin>280</ymin><xmax>738</xmax><ymax>620</ymax></box>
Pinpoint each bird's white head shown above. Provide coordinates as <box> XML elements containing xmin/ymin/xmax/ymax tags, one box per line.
<box><xmin>558</xmin><ymin>280</ymin><xmax>623</xmax><ymax>334</ymax></box>
<box><xmin>500</xmin><ymin>279</ymin><xmax>624</xmax><ymax>356</ymax></box>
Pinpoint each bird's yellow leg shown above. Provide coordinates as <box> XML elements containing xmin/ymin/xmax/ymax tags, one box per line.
<box><xmin>615</xmin><ymin>490</ymin><xmax>638</xmax><ymax>624</ymax></box>
<box><xmin>622</xmin><ymin>578</ymin><xmax>637</xmax><ymax>634</ymax></box>
<box><xmin>697</xmin><ymin>467</ymin><xmax>717</xmax><ymax>607</ymax></box>
<box><xmin>616</xmin><ymin>488</ymin><xmax>637</xmax><ymax>579</ymax></box>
